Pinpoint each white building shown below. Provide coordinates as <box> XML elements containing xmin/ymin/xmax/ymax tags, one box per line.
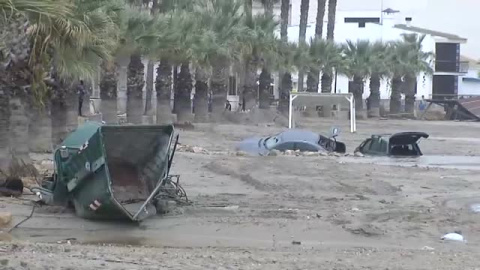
<box><xmin>270</xmin><ymin>3</ymin><xmax>475</xmax><ymax>103</ymax></box>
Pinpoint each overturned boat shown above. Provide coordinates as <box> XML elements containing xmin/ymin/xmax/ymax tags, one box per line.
<box><xmin>37</xmin><ymin>122</ymin><xmax>185</xmax><ymax>222</ymax></box>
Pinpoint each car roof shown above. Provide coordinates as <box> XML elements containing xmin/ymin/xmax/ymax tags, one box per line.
<box><xmin>278</xmin><ymin>129</ymin><xmax>320</xmax><ymax>143</ymax></box>
<box><xmin>372</xmin><ymin>132</ymin><xmax>429</xmax><ymax>139</ymax></box>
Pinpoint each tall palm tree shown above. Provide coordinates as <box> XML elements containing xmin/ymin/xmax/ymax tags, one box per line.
<box><xmin>192</xmin><ymin>0</ymin><xmax>249</xmax><ymax>118</ymax></box>
<box><xmin>306</xmin><ymin>0</ymin><xmax>326</xmax><ymax>93</ymax></box>
<box><xmin>297</xmin><ymin>0</ymin><xmax>309</xmax><ymax>92</ymax></box>
<box><xmin>321</xmin><ymin>0</ymin><xmax>337</xmax><ymax>93</ymax></box>
<box><xmin>343</xmin><ymin>40</ymin><xmax>370</xmax><ymax>113</ymax></box>
<box><xmin>308</xmin><ymin>39</ymin><xmax>344</xmax><ymax>93</ymax></box>
<box><xmin>400</xmin><ymin>34</ymin><xmax>433</xmax><ymax>116</ymax></box>
<box><xmin>386</xmin><ymin>35</ymin><xmax>432</xmax><ymax>115</ymax></box>
<box><xmin>367</xmin><ymin>41</ymin><xmax>388</xmax><ymax>118</ymax></box>
<box><xmin>126</xmin><ymin>53</ymin><xmax>145</xmax><ymax>124</ymax></box>
<box><xmin>278</xmin><ymin>0</ymin><xmax>290</xmax><ymax>114</ymax></box>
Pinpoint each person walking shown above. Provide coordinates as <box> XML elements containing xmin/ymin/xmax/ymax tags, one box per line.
<box><xmin>77</xmin><ymin>80</ymin><xmax>86</xmax><ymax>116</ymax></box>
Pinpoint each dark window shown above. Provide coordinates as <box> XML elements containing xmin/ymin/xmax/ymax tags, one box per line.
<box><xmin>274</xmin><ymin>142</ymin><xmax>294</xmax><ymax>151</ymax></box>
<box><xmin>432</xmin><ymin>75</ymin><xmax>456</xmax><ymax>98</ymax></box>
<box><xmin>293</xmin><ymin>142</ymin><xmax>319</xmax><ymax>152</ymax></box>
<box><xmin>435</xmin><ymin>43</ymin><xmax>459</xmax><ymax>73</ymax></box>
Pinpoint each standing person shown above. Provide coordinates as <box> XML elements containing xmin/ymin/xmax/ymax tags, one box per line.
<box><xmin>419</xmin><ymin>95</ymin><xmax>426</xmax><ymax>112</ymax></box>
<box><xmin>77</xmin><ymin>80</ymin><xmax>86</xmax><ymax>116</ymax></box>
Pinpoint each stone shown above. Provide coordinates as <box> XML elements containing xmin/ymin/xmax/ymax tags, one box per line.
<box><xmin>235</xmin><ymin>151</ymin><xmax>248</xmax><ymax>157</ymax></box>
<box><xmin>192</xmin><ymin>146</ymin><xmax>205</xmax><ymax>153</ymax></box>
<box><xmin>354</xmin><ymin>152</ymin><xmax>365</xmax><ymax>157</ymax></box>
<box><xmin>0</xmin><ymin>213</ymin><xmax>12</xmax><ymax>227</ymax></box>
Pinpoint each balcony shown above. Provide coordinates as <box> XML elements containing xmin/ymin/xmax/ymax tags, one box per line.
<box><xmin>434</xmin><ymin>60</ymin><xmax>469</xmax><ymax>74</ymax></box>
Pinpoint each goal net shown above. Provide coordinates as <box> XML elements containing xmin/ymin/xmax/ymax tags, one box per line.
<box><xmin>289</xmin><ymin>93</ymin><xmax>356</xmax><ymax>133</ymax></box>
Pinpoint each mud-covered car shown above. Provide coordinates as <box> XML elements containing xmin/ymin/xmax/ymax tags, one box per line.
<box><xmin>236</xmin><ymin>128</ymin><xmax>346</xmax><ymax>156</ymax></box>
<box><xmin>354</xmin><ymin>132</ymin><xmax>429</xmax><ymax>157</ymax></box>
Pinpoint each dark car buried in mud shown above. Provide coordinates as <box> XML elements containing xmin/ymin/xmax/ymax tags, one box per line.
<box><xmin>236</xmin><ymin>128</ymin><xmax>346</xmax><ymax>156</ymax></box>
<box><xmin>354</xmin><ymin>132</ymin><xmax>429</xmax><ymax>157</ymax></box>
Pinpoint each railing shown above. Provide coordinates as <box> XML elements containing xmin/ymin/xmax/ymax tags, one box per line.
<box><xmin>434</xmin><ymin>60</ymin><xmax>469</xmax><ymax>74</ymax></box>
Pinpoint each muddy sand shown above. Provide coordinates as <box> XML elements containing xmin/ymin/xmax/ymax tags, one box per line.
<box><xmin>2</xmin><ymin>118</ymin><xmax>480</xmax><ymax>269</ymax></box>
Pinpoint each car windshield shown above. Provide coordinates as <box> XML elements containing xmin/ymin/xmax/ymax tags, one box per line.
<box><xmin>264</xmin><ymin>136</ymin><xmax>280</xmax><ymax>149</ymax></box>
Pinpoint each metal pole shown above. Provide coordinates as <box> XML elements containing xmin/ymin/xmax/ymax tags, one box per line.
<box><xmin>349</xmin><ymin>97</ymin><xmax>354</xmax><ymax>133</ymax></box>
<box><xmin>289</xmin><ymin>94</ymin><xmax>293</xmax><ymax>129</ymax></box>
<box><xmin>334</xmin><ymin>69</ymin><xmax>338</xmax><ymax>93</ymax></box>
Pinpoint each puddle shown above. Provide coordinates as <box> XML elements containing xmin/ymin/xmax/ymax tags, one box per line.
<box><xmin>340</xmin><ymin>155</ymin><xmax>480</xmax><ymax>171</ymax></box>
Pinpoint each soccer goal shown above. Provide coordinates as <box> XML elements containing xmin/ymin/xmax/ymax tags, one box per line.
<box><xmin>289</xmin><ymin>92</ymin><xmax>356</xmax><ymax>133</ymax></box>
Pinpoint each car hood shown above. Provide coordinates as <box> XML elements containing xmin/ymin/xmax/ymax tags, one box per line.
<box><xmin>236</xmin><ymin>137</ymin><xmax>270</xmax><ymax>156</ymax></box>
<box><xmin>389</xmin><ymin>132</ymin><xmax>429</xmax><ymax>145</ymax></box>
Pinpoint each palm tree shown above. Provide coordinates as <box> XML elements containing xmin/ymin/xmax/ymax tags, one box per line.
<box><xmin>308</xmin><ymin>39</ymin><xmax>344</xmax><ymax>93</ymax></box>
<box><xmin>275</xmin><ymin>41</ymin><xmax>308</xmax><ymax>114</ymax></box>
<box><xmin>306</xmin><ymin>0</ymin><xmax>326</xmax><ymax>93</ymax></box>
<box><xmin>0</xmin><ymin>0</ymin><xmax>99</xmax><ymax>165</ymax></box>
<box><xmin>367</xmin><ymin>41</ymin><xmax>388</xmax><ymax>118</ymax></box>
<box><xmin>192</xmin><ymin>0</ymin><xmax>249</xmax><ymax>118</ymax></box>
<box><xmin>245</xmin><ymin>14</ymin><xmax>278</xmax><ymax>110</ymax></box>
<box><xmin>320</xmin><ymin>0</ymin><xmax>337</xmax><ymax>93</ymax></box>
<box><xmin>343</xmin><ymin>40</ymin><xmax>370</xmax><ymax>113</ymax></box>
<box><xmin>100</xmin><ymin>61</ymin><xmax>119</xmax><ymax>124</ymax></box>
<box><xmin>126</xmin><ymin>53</ymin><xmax>145</xmax><ymax>124</ymax></box>
<box><xmin>278</xmin><ymin>0</ymin><xmax>290</xmax><ymax>114</ymax></box>
<box><xmin>400</xmin><ymin>34</ymin><xmax>433</xmax><ymax>116</ymax></box>
<box><xmin>297</xmin><ymin>0</ymin><xmax>309</xmax><ymax>92</ymax></box>
<box><xmin>386</xmin><ymin>35</ymin><xmax>432</xmax><ymax>115</ymax></box>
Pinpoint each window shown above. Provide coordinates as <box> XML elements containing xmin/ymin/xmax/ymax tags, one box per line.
<box><xmin>294</xmin><ymin>142</ymin><xmax>319</xmax><ymax>152</ymax></box>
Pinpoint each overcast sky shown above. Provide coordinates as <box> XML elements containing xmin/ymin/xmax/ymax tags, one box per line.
<box><xmin>336</xmin><ymin>0</ymin><xmax>480</xmax><ymax>59</ymax></box>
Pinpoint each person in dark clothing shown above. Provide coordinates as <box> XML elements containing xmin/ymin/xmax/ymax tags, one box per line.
<box><xmin>77</xmin><ymin>80</ymin><xmax>86</xmax><ymax>116</ymax></box>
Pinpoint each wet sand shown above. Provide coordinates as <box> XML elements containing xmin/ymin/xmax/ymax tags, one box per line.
<box><xmin>2</xmin><ymin>118</ymin><xmax>480</xmax><ymax>269</ymax></box>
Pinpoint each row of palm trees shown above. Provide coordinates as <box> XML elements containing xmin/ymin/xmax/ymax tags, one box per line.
<box><xmin>0</xmin><ymin>0</ymin><xmax>432</xmax><ymax>168</ymax></box>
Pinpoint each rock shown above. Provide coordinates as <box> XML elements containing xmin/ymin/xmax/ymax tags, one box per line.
<box><xmin>0</xmin><ymin>232</ymin><xmax>13</xmax><ymax>242</ymax></box>
<box><xmin>354</xmin><ymin>152</ymin><xmax>365</xmax><ymax>157</ymax></box>
<box><xmin>0</xmin><ymin>213</ymin><xmax>12</xmax><ymax>227</ymax></box>
<box><xmin>267</xmin><ymin>150</ymin><xmax>280</xmax><ymax>156</ymax></box>
<box><xmin>441</xmin><ymin>232</ymin><xmax>465</xmax><ymax>242</ymax></box>
<box><xmin>421</xmin><ymin>246</ymin><xmax>435</xmax><ymax>251</ymax></box>
<box><xmin>291</xmin><ymin>241</ymin><xmax>301</xmax><ymax>245</ymax></box>
<box><xmin>235</xmin><ymin>151</ymin><xmax>248</xmax><ymax>157</ymax></box>
<box><xmin>192</xmin><ymin>146</ymin><xmax>205</xmax><ymax>153</ymax></box>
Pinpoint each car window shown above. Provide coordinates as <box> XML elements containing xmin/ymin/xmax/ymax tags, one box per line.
<box><xmin>264</xmin><ymin>136</ymin><xmax>280</xmax><ymax>149</ymax></box>
<box><xmin>370</xmin><ymin>138</ymin><xmax>387</xmax><ymax>153</ymax></box>
<box><xmin>294</xmin><ymin>142</ymin><xmax>319</xmax><ymax>152</ymax></box>
<box><xmin>360</xmin><ymin>139</ymin><xmax>372</xmax><ymax>152</ymax></box>
<box><xmin>274</xmin><ymin>142</ymin><xmax>294</xmax><ymax>151</ymax></box>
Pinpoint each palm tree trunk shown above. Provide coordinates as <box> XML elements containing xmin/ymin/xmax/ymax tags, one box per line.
<box><xmin>278</xmin><ymin>72</ymin><xmax>292</xmax><ymax>114</ymax></box>
<box><xmin>259</xmin><ymin>68</ymin><xmax>272</xmax><ymax>109</ymax></box>
<box><xmin>326</xmin><ymin>0</ymin><xmax>337</xmax><ymax>40</ymax></box>
<box><xmin>66</xmin><ymin>89</ymin><xmax>78</xmax><ymax>132</ymax></box>
<box><xmin>9</xmin><ymin>95</ymin><xmax>30</xmax><ymax>163</ymax></box>
<box><xmin>321</xmin><ymin>73</ymin><xmax>332</xmax><ymax>93</ymax></box>
<box><xmin>307</xmin><ymin>0</ymin><xmax>326</xmax><ymax>93</ymax></box>
<box><xmin>298</xmin><ymin>0</ymin><xmax>309</xmax><ymax>92</ymax></box>
<box><xmin>194</xmin><ymin>67</ymin><xmax>209</xmax><ymax>122</ymax></box>
<box><xmin>144</xmin><ymin>59</ymin><xmax>155</xmax><ymax>115</ymax></box>
<box><xmin>116</xmin><ymin>56</ymin><xmax>129</xmax><ymax>115</ymax></box>
<box><xmin>390</xmin><ymin>76</ymin><xmax>403</xmax><ymax>114</ymax></box>
<box><xmin>100</xmin><ymin>61</ymin><xmax>118</xmax><ymax>124</ymax></box>
<box><xmin>279</xmin><ymin>0</ymin><xmax>291</xmax><ymax>114</ymax></box>
<box><xmin>352</xmin><ymin>75</ymin><xmax>364</xmax><ymax>112</ymax></box>
<box><xmin>404</xmin><ymin>75</ymin><xmax>416</xmax><ymax>116</ymax></box>
<box><xmin>155</xmin><ymin>59</ymin><xmax>173</xmax><ymax>124</ymax></box>
<box><xmin>29</xmin><ymin>103</ymin><xmax>52</xmax><ymax>153</ymax></box>
<box><xmin>243</xmin><ymin>58</ymin><xmax>257</xmax><ymax>111</ymax></box>
<box><xmin>51</xmin><ymin>96</ymin><xmax>67</xmax><ymax>147</ymax></box>
<box><xmin>175</xmin><ymin>63</ymin><xmax>193</xmax><ymax>123</ymax></box>
<box><xmin>126</xmin><ymin>54</ymin><xmax>145</xmax><ymax>124</ymax></box>
<box><xmin>211</xmin><ymin>58</ymin><xmax>229</xmax><ymax>118</ymax></box>
<box><xmin>0</xmin><ymin>88</ymin><xmax>10</xmax><ymax>169</ymax></box>
<box><xmin>368</xmin><ymin>74</ymin><xmax>381</xmax><ymax>117</ymax></box>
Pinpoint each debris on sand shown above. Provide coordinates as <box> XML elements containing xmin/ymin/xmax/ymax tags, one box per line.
<box><xmin>344</xmin><ymin>224</ymin><xmax>385</xmax><ymax>237</ymax></box>
<box><xmin>177</xmin><ymin>144</ymin><xmax>209</xmax><ymax>154</ymax></box>
<box><xmin>0</xmin><ymin>177</ymin><xmax>23</xmax><ymax>197</ymax></box>
<box><xmin>441</xmin><ymin>232</ymin><xmax>465</xmax><ymax>242</ymax></box>
<box><xmin>291</xmin><ymin>241</ymin><xmax>301</xmax><ymax>245</ymax></box>
<box><xmin>0</xmin><ymin>212</ymin><xmax>12</xmax><ymax>227</ymax></box>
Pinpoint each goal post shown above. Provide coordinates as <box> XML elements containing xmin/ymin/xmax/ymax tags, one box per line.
<box><xmin>288</xmin><ymin>92</ymin><xmax>356</xmax><ymax>133</ymax></box>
